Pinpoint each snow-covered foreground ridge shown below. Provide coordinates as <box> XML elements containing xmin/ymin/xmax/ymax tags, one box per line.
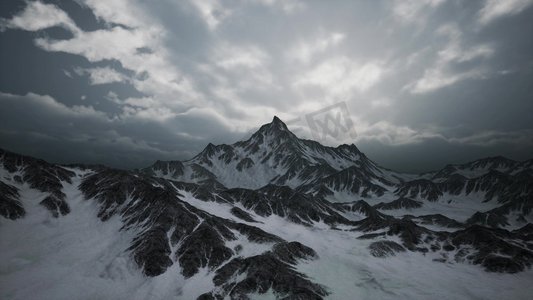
<box><xmin>1</xmin><ymin>117</ymin><xmax>533</xmax><ymax>300</ymax></box>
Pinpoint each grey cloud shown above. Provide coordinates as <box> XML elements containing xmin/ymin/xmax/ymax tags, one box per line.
<box><xmin>0</xmin><ymin>0</ymin><xmax>532</xmax><ymax>172</ymax></box>
<box><xmin>74</xmin><ymin>67</ymin><xmax>130</xmax><ymax>85</ymax></box>
<box><xmin>478</xmin><ymin>0</ymin><xmax>533</xmax><ymax>25</ymax></box>
<box><xmin>0</xmin><ymin>92</ymin><xmax>238</xmax><ymax>168</ymax></box>
<box><xmin>0</xmin><ymin>1</ymin><xmax>79</xmax><ymax>33</ymax></box>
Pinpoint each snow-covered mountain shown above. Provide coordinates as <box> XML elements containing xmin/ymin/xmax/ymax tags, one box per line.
<box><xmin>1</xmin><ymin>117</ymin><xmax>532</xmax><ymax>300</ymax></box>
<box><xmin>142</xmin><ymin>116</ymin><xmax>406</xmax><ymax>201</ymax></box>
<box><xmin>142</xmin><ymin>117</ymin><xmax>396</xmax><ymax>189</ymax></box>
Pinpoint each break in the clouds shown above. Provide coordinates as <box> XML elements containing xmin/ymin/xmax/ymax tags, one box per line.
<box><xmin>0</xmin><ymin>0</ymin><xmax>532</xmax><ymax>172</ymax></box>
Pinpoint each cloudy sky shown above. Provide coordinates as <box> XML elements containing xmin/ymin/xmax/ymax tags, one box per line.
<box><xmin>1</xmin><ymin>0</ymin><xmax>532</xmax><ymax>172</ymax></box>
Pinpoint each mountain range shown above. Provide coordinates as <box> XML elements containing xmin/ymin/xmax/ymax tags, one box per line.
<box><xmin>1</xmin><ymin>117</ymin><xmax>532</xmax><ymax>300</ymax></box>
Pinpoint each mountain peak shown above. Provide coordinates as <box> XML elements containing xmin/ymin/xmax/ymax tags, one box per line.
<box><xmin>271</xmin><ymin>116</ymin><xmax>288</xmax><ymax>131</ymax></box>
<box><xmin>242</xmin><ymin>116</ymin><xmax>298</xmax><ymax>149</ymax></box>
<box><xmin>253</xmin><ymin>116</ymin><xmax>292</xmax><ymax>137</ymax></box>
<box><xmin>337</xmin><ymin>143</ymin><xmax>361</xmax><ymax>153</ymax></box>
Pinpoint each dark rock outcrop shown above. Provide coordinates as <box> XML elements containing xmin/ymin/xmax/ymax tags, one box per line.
<box><xmin>404</xmin><ymin>214</ymin><xmax>464</xmax><ymax>228</ymax></box>
<box><xmin>230</xmin><ymin>206</ymin><xmax>257</xmax><ymax>222</ymax></box>
<box><xmin>0</xmin><ymin>181</ymin><xmax>24</xmax><ymax>219</ymax></box>
<box><xmin>1</xmin><ymin>148</ymin><xmax>74</xmax><ymax>217</ymax></box>
<box><xmin>39</xmin><ymin>195</ymin><xmax>70</xmax><ymax>217</ymax></box>
<box><xmin>466</xmin><ymin>211</ymin><xmax>509</xmax><ymax>229</ymax></box>
<box><xmin>369</xmin><ymin>240</ymin><xmax>406</xmax><ymax>257</ymax></box>
<box><xmin>394</xmin><ymin>179</ymin><xmax>442</xmax><ymax>201</ymax></box>
<box><xmin>210</xmin><ymin>241</ymin><xmax>327</xmax><ymax>299</ymax></box>
<box><xmin>79</xmin><ymin>168</ymin><xmax>327</xmax><ymax>299</ymax></box>
<box><xmin>308</xmin><ymin>166</ymin><xmax>388</xmax><ymax>199</ymax></box>
<box><xmin>449</xmin><ymin>225</ymin><xmax>533</xmax><ymax>273</ymax></box>
<box><xmin>374</xmin><ymin>197</ymin><xmax>423</xmax><ymax>210</ymax></box>
<box><xmin>142</xmin><ymin>160</ymin><xmax>184</xmax><ymax>177</ymax></box>
<box><xmin>236</xmin><ymin>158</ymin><xmax>254</xmax><ymax>171</ymax></box>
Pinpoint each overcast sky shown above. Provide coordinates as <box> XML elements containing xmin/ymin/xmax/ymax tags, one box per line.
<box><xmin>1</xmin><ymin>0</ymin><xmax>532</xmax><ymax>172</ymax></box>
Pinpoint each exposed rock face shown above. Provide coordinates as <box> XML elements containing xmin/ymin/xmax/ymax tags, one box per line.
<box><xmin>236</xmin><ymin>157</ymin><xmax>254</xmax><ymax>171</ymax></box>
<box><xmin>143</xmin><ymin>160</ymin><xmax>184</xmax><ymax>178</ymax></box>
<box><xmin>374</xmin><ymin>197</ymin><xmax>423</xmax><ymax>210</ymax></box>
<box><xmin>77</xmin><ymin>168</ymin><xmax>328</xmax><ymax>298</ymax></box>
<box><xmin>404</xmin><ymin>214</ymin><xmax>464</xmax><ymax>228</ymax></box>
<box><xmin>437</xmin><ymin>174</ymin><xmax>467</xmax><ymax>195</ymax></box>
<box><xmin>431</xmin><ymin>156</ymin><xmax>521</xmax><ymax>181</ymax></box>
<box><xmin>39</xmin><ymin>195</ymin><xmax>70</xmax><ymax>217</ymax></box>
<box><xmin>465</xmin><ymin>170</ymin><xmax>513</xmax><ymax>200</ymax></box>
<box><xmin>385</xmin><ymin>219</ymin><xmax>431</xmax><ymax>251</ymax></box>
<box><xmin>0</xmin><ymin>181</ymin><xmax>24</xmax><ymax>219</ymax></box>
<box><xmin>369</xmin><ymin>241</ymin><xmax>406</xmax><ymax>257</ymax></box>
<box><xmin>230</xmin><ymin>206</ymin><xmax>257</xmax><ymax>222</ymax></box>
<box><xmin>307</xmin><ymin>166</ymin><xmax>388</xmax><ymax>199</ymax></box>
<box><xmin>205</xmin><ymin>241</ymin><xmax>327</xmax><ymax>300</ymax></box>
<box><xmin>449</xmin><ymin>225</ymin><xmax>533</xmax><ymax>273</ymax></box>
<box><xmin>253</xmin><ymin>185</ymin><xmax>352</xmax><ymax>226</ymax></box>
<box><xmin>199</xmin><ymin>185</ymin><xmax>354</xmax><ymax>227</ymax></box>
<box><xmin>1</xmin><ymin>148</ymin><xmax>73</xmax><ymax>217</ymax></box>
<box><xmin>346</xmin><ymin>200</ymin><xmax>395</xmax><ymax>232</ymax></box>
<box><xmin>176</xmin><ymin>221</ymin><xmax>234</xmax><ymax>278</ymax></box>
<box><xmin>360</xmin><ymin>217</ymin><xmax>533</xmax><ymax>273</ymax></box>
<box><xmin>466</xmin><ymin>211</ymin><xmax>509</xmax><ymax>228</ymax></box>
<box><xmin>394</xmin><ymin>179</ymin><xmax>442</xmax><ymax>201</ymax></box>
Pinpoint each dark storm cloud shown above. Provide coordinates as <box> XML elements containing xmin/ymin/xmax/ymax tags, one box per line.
<box><xmin>0</xmin><ymin>0</ymin><xmax>532</xmax><ymax>172</ymax></box>
<box><xmin>0</xmin><ymin>92</ymin><xmax>242</xmax><ymax>168</ymax></box>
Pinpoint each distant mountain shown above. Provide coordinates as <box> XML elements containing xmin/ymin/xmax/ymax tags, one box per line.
<box><xmin>1</xmin><ymin>117</ymin><xmax>532</xmax><ymax>300</ymax></box>
<box><xmin>142</xmin><ymin>116</ymin><xmax>403</xmax><ymax>192</ymax></box>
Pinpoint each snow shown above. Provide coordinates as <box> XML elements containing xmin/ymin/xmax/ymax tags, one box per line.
<box><xmin>263</xmin><ymin>215</ymin><xmax>533</xmax><ymax>300</ymax></box>
<box><xmin>0</xmin><ymin>176</ymin><xmax>213</xmax><ymax>300</ymax></box>
<box><xmin>2</xmin><ymin>142</ymin><xmax>533</xmax><ymax>300</ymax></box>
<box><xmin>225</xmin><ymin>229</ymin><xmax>274</xmax><ymax>258</ymax></box>
<box><xmin>176</xmin><ymin>190</ymin><xmax>533</xmax><ymax>300</ymax></box>
<box><xmin>0</xmin><ymin>176</ymin><xmax>144</xmax><ymax>300</ymax></box>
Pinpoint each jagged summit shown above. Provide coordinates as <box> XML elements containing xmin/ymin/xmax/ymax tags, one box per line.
<box><xmin>336</xmin><ymin>143</ymin><xmax>361</xmax><ymax>154</ymax></box>
<box><xmin>256</xmin><ymin>115</ymin><xmax>289</xmax><ymax>131</ymax></box>
<box><xmin>194</xmin><ymin>117</ymin><xmax>295</xmax><ymax>163</ymax></box>
<box><xmin>271</xmin><ymin>115</ymin><xmax>285</xmax><ymax>127</ymax></box>
<box><xmin>142</xmin><ymin>116</ymin><xmax>380</xmax><ymax>190</ymax></box>
<box><xmin>249</xmin><ymin>115</ymin><xmax>296</xmax><ymax>143</ymax></box>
